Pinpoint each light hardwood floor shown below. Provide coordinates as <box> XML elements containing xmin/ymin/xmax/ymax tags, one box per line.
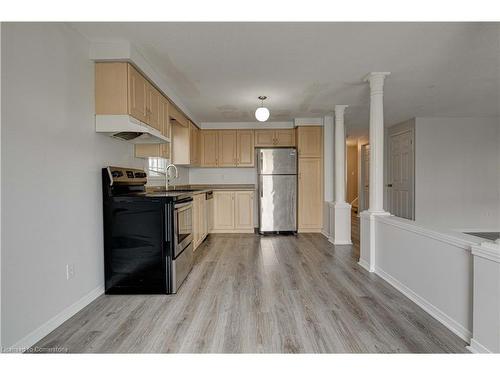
<box><xmin>33</xmin><ymin>234</ymin><xmax>467</xmax><ymax>353</ymax></box>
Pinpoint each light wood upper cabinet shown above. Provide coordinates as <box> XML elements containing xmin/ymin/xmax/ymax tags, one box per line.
<box><xmin>170</xmin><ymin>105</ymin><xmax>188</xmax><ymax>128</ymax></box>
<box><xmin>297</xmin><ymin>126</ymin><xmax>322</xmax><ymax>158</ymax></box>
<box><xmin>213</xmin><ymin>191</ymin><xmax>235</xmax><ymax>230</ymax></box>
<box><xmin>189</xmin><ymin>122</ymin><xmax>200</xmax><ymax>166</ymax></box>
<box><xmin>135</xmin><ymin>97</ymin><xmax>170</xmax><ymax>159</ymax></box>
<box><xmin>95</xmin><ymin>62</ymin><xmax>129</xmax><ymax>114</ymax></box>
<box><xmin>254</xmin><ymin>129</ymin><xmax>295</xmax><ymax>147</ymax></box>
<box><xmin>298</xmin><ymin>158</ymin><xmax>323</xmax><ymax>231</ymax></box>
<box><xmin>127</xmin><ymin>64</ymin><xmax>148</xmax><ymax>123</ymax></box>
<box><xmin>146</xmin><ymin>82</ymin><xmax>162</xmax><ymax>131</ymax></box>
<box><xmin>200</xmin><ymin>130</ymin><xmax>219</xmax><ymax>167</ymax></box>
<box><xmin>171</xmin><ymin>120</ymin><xmax>191</xmax><ymax>165</ymax></box>
<box><xmin>254</xmin><ymin>129</ymin><xmax>275</xmax><ymax>147</ymax></box>
<box><xmin>275</xmin><ymin>129</ymin><xmax>295</xmax><ymax>146</ymax></box>
<box><xmin>236</xmin><ymin>130</ymin><xmax>255</xmax><ymax>167</ymax></box>
<box><xmin>234</xmin><ymin>191</ymin><xmax>254</xmax><ymax>230</ymax></box>
<box><xmin>218</xmin><ymin>130</ymin><xmax>238</xmax><ymax>167</ymax></box>
<box><xmin>160</xmin><ymin>98</ymin><xmax>171</xmax><ymax>159</ymax></box>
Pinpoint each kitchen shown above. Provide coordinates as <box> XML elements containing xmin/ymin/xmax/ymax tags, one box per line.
<box><xmin>96</xmin><ymin>61</ymin><xmax>324</xmax><ymax>293</ymax></box>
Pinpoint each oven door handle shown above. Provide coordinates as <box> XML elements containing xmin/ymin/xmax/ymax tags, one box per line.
<box><xmin>165</xmin><ymin>204</ymin><xmax>172</xmax><ymax>243</ymax></box>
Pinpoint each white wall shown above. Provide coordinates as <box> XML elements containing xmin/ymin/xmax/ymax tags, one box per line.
<box><xmin>415</xmin><ymin>117</ymin><xmax>500</xmax><ymax>230</ymax></box>
<box><xmin>374</xmin><ymin>215</ymin><xmax>478</xmax><ymax>342</ymax></box>
<box><xmin>189</xmin><ymin>167</ymin><xmax>256</xmax><ymax>185</ymax></box>
<box><xmin>1</xmin><ymin>23</ymin><xmax>143</xmax><ymax>348</ymax></box>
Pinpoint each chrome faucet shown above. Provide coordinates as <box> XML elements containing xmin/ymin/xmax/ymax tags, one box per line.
<box><xmin>148</xmin><ymin>163</ymin><xmax>178</xmax><ymax>190</ymax></box>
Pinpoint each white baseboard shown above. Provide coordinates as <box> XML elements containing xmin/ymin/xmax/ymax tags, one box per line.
<box><xmin>375</xmin><ymin>267</ymin><xmax>471</xmax><ymax>343</ymax></box>
<box><xmin>321</xmin><ymin>229</ymin><xmax>330</xmax><ymax>239</ymax></box>
<box><xmin>358</xmin><ymin>259</ymin><xmax>371</xmax><ymax>272</ymax></box>
<box><xmin>9</xmin><ymin>285</ymin><xmax>104</xmax><ymax>352</ymax></box>
<box><xmin>330</xmin><ymin>239</ymin><xmax>353</xmax><ymax>245</ymax></box>
<box><xmin>467</xmin><ymin>339</ymin><xmax>492</xmax><ymax>353</ymax></box>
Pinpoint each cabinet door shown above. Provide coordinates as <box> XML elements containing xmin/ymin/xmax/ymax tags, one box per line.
<box><xmin>192</xmin><ymin>195</ymin><xmax>201</xmax><ymax>249</ymax></box>
<box><xmin>147</xmin><ymin>83</ymin><xmax>162</xmax><ymax>131</ymax></box>
<box><xmin>297</xmin><ymin>126</ymin><xmax>322</xmax><ymax>158</ymax></box>
<box><xmin>201</xmin><ymin>130</ymin><xmax>219</xmax><ymax>167</ymax></box>
<box><xmin>135</xmin><ymin>144</ymin><xmax>160</xmax><ymax>158</ymax></box>
<box><xmin>160</xmin><ymin>98</ymin><xmax>171</xmax><ymax>159</ymax></box>
<box><xmin>254</xmin><ymin>129</ymin><xmax>275</xmax><ymax>147</ymax></box>
<box><xmin>190</xmin><ymin>122</ymin><xmax>200</xmax><ymax>166</ymax></box>
<box><xmin>201</xmin><ymin>196</ymin><xmax>208</xmax><ymax>239</ymax></box>
<box><xmin>234</xmin><ymin>191</ymin><xmax>254</xmax><ymax>230</ymax></box>
<box><xmin>237</xmin><ymin>130</ymin><xmax>255</xmax><ymax>167</ymax></box>
<box><xmin>207</xmin><ymin>197</ymin><xmax>214</xmax><ymax>232</ymax></box>
<box><xmin>275</xmin><ymin>129</ymin><xmax>295</xmax><ymax>146</ymax></box>
<box><xmin>298</xmin><ymin>158</ymin><xmax>323</xmax><ymax>230</ymax></box>
<box><xmin>218</xmin><ymin>130</ymin><xmax>237</xmax><ymax>167</ymax></box>
<box><xmin>213</xmin><ymin>192</ymin><xmax>235</xmax><ymax>230</ymax></box>
<box><xmin>127</xmin><ymin>64</ymin><xmax>148</xmax><ymax>123</ymax></box>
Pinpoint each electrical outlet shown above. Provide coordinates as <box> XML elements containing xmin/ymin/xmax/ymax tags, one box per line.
<box><xmin>66</xmin><ymin>264</ymin><xmax>75</xmax><ymax>280</ymax></box>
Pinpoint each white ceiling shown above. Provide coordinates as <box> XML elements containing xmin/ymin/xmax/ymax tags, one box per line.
<box><xmin>72</xmin><ymin>22</ymin><xmax>499</xmax><ymax>129</ymax></box>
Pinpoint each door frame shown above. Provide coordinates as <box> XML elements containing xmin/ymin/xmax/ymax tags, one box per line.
<box><xmin>385</xmin><ymin>119</ymin><xmax>416</xmax><ymax>220</ymax></box>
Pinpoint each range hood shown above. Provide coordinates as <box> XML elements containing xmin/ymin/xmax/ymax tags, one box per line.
<box><xmin>95</xmin><ymin>115</ymin><xmax>170</xmax><ymax>144</ymax></box>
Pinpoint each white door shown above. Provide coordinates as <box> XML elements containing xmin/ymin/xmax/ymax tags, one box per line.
<box><xmin>360</xmin><ymin>144</ymin><xmax>370</xmax><ymax>211</ymax></box>
<box><xmin>387</xmin><ymin>128</ymin><xmax>414</xmax><ymax>219</ymax></box>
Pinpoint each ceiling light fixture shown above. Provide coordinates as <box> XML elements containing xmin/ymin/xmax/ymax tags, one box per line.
<box><xmin>255</xmin><ymin>96</ymin><xmax>270</xmax><ymax>122</ymax></box>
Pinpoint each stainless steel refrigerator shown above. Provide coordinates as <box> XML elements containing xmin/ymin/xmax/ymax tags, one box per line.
<box><xmin>257</xmin><ymin>148</ymin><xmax>297</xmax><ymax>233</ymax></box>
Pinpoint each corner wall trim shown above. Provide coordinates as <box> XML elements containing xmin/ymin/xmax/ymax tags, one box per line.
<box><xmin>358</xmin><ymin>259</ymin><xmax>371</xmax><ymax>272</ymax></box>
<box><xmin>375</xmin><ymin>266</ymin><xmax>472</xmax><ymax>343</ymax></box>
<box><xmin>9</xmin><ymin>285</ymin><xmax>104</xmax><ymax>352</ymax></box>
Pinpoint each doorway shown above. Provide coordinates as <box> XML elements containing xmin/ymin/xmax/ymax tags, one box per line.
<box><xmin>386</xmin><ymin>120</ymin><xmax>415</xmax><ymax>220</ymax></box>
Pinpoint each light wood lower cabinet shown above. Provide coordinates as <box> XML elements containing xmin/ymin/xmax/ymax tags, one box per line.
<box><xmin>211</xmin><ymin>191</ymin><xmax>254</xmax><ymax>233</ymax></box>
<box><xmin>234</xmin><ymin>191</ymin><xmax>254</xmax><ymax>230</ymax></box>
<box><xmin>298</xmin><ymin>158</ymin><xmax>323</xmax><ymax>232</ymax></box>
<box><xmin>193</xmin><ymin>193</ymin><xmax>208</xmax><ymax>251</ymax></box>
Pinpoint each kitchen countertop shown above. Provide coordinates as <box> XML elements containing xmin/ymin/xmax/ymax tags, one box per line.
<box><xmin>179</xmin><ymin>184</ymin><xmax>255</xmax><ymax>191</ymax></box>
<box><xmin>146</xmin><ymin>184</ymin><xmax>256</xmax><ymax>196</ymax></box>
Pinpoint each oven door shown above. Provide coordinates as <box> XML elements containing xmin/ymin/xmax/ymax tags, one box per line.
<box><xmin>173</xmin><ymin>200</ymin><xmax>193</xmax><ymax>258</ymax></box>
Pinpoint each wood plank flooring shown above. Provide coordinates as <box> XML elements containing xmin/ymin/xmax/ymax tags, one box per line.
<box><xmin>33</xmin><ymin>234</ymin><xmax>467</xmax><ymax>353</ymax></box>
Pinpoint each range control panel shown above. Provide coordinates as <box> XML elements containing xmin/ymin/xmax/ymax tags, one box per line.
<box><xmin>106</xmin><ymin>166</ymin><xmax>147</xmax><ymax>186</ymax></box>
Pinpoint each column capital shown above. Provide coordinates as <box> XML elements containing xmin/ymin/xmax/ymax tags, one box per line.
<box><xmin>363</xmin><ymin>71</ymin><xmax>391</xmax><ymax>82</ymax></box>
<box><xmin>363</xmin><ymin>72</ymin><xmax>391</xmax><ymax>93</ymax></box>
<box><xmin>334</xmin><ymin>104</ymin><xmax>349</xmax><ymax>114</ymax></box>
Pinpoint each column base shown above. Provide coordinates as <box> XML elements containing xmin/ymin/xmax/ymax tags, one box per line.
<box><xmin>329</xmin><ymin>201</ymin><xmax>352</xmax><ymax>245</ymax></box>
<box><xmin>359</xmin><ymin>209</ymin><xmax>391</xmax><ymax>272</ymax></box>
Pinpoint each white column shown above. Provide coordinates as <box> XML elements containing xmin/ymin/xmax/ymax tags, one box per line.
<box><xmin>330</xmin><ymin>105</ymin><xmax>351</xmax><ymax>245</ymax></box>
<box><xmin>323</xmin><ymin>115</ymin><xmax>335</xmax><ymax>240</ymax></box>
<box><xmin>359</xmin><ymin>72</ymin><xmax>391</xmax><ymax>272</ymax></box>
<box><xmin>365</xmin><ymin>72</ymin><xmax>390</xmax><ymax>213</ymax></box>
<box><xmin>334</xmin><ymin>105</ymin><xmax>348</xmax><ymax>204</ymax></box>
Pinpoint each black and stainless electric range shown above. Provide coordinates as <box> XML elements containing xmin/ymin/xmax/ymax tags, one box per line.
<box><xmin>102</xmin><ymin>166</ymin><xmax>194</xmax><ymax>294</ymax></box>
